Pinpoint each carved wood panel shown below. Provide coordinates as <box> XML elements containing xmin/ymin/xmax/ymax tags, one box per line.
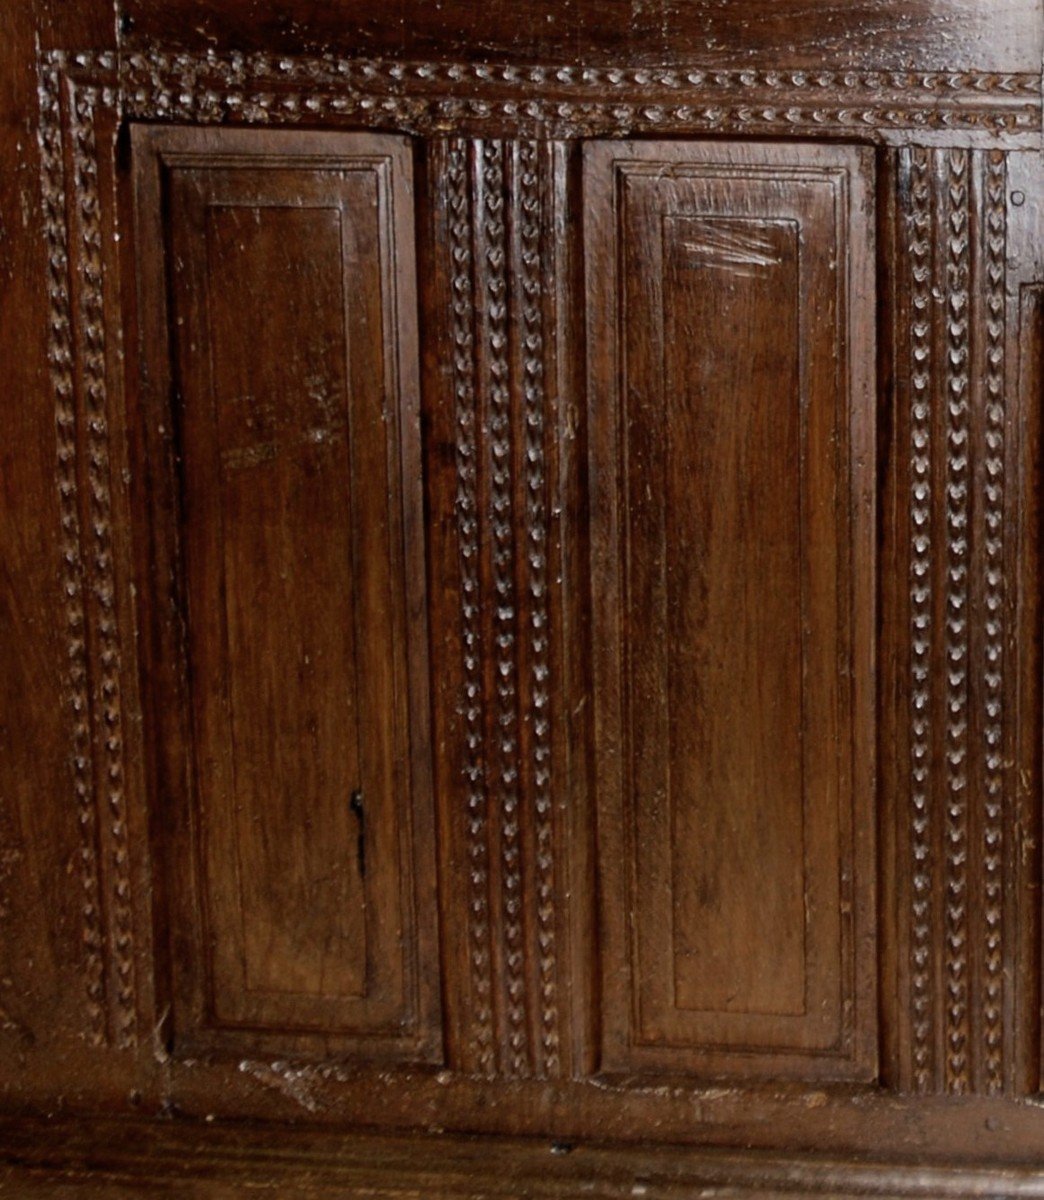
<box><xmin>584</xmin><ymin>140</ymin><xmax>878</xmax><ymax>1081</ymax></box>
<box><xmin>24</xmin><ymin>29</ymin><xmax>1044</xmax><ymax>1171</ymax></box>
<box><xmin>130</xmin><ymin>126</ymin><xmax>441</xmax><ymax>1061</ymax></box>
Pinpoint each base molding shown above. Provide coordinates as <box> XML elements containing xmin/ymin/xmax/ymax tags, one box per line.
<box><xmin>3</xmin><ymin>1117</ymin><xmax>1044</xmax><ymax>1198</ymax></box>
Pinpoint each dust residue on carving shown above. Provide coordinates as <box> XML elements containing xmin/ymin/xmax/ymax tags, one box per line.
<box><xmin>239</xmin><ymin>1058</ymin><xmax>322</xmax><ymax>1113</ymax></box>
<box><xmin>219</xmin><ymin>372</ymin><xmax>346</xmax><ymax>473</ymax></box>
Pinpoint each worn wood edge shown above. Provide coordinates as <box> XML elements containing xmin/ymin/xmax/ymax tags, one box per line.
<box><xmin>3</xmin><ymin>1116</ymin><xmax>1044</xmax><ymax>1197</ymax></box>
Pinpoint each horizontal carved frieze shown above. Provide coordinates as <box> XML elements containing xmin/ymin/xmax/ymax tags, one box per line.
<box><xmin>47</xmin><ymin>49</ymin><xmax>1042</xmax><ymax>135</ymax></box>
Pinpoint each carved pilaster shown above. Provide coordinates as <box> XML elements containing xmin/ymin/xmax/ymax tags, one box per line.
<box><xmin>894</xmin><ymin>146</ymin><xmax>1018</xmax><ymax>1095</ymax></box>
<box><xmin>38</xmin><ymin>59</ymin><xmax>138</xmax><ymax>1050</ymax></box>
<box><xmin>431</xmin><ymin>138</ymin><xmax>564</xmax><ymax>1080</ymax></box>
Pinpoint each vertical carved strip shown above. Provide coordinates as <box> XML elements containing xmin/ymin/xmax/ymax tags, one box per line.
<box><xmin>441</xmin><ymin>138</ymin><xmax>562</xmax><ymax>1078</ymax></box>
<box><xmin>979</xmin><ymin>150</ymin><xmax>1007</xmax><ymax>1095</ymax></box>
<box><xmin>518</xmin><ymin>139</ymin><xmax>559</xmax><ymax>1080</ymax></box>
<box><xmin>448</xmin><ymin>138</ymin><xmax>495</xmax><ymax>1078</ymax></box>
<box><xmin>480</xmin><ymin>140</ymin><xmax>529</xmax><ymax>1079</ymax></box>
<box><xmin>898</xmin><ymin>147</ymin><xmax>1015</xmax><ymax>1094</ymax></box>
<box><xmin>906</xmin><ymin>145</ymin><xmax>934</xmax><ymax>1092</ymax></box>
<box><xmin>69</xmin><ymin>87</ymin><xmax>136</xmax><ymax>1049</ymax></box>
<box><xmin>941</xmin><ymin>148</ymin><xmax>971</xmax><ymax>1094</ymax></box>
<box><xmin>38</xmin><ymin>66</ymin><xmax>107</xmax><ymax>1047</ymax></box>
<box><xmin>38</xmin><ymin>68</ymin><xmax>137</xmax><ymax>1049</ymax></box>
<box><xmin>72</xmin><ymin>86</ymin><xmax>136</xmax><ymax>1050</ymax></box>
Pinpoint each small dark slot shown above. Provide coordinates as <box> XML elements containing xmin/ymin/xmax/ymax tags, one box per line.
<box><xmin>349</xmin><ymin>789</ymin><xmax>366</xmax><ymax>879</ymax></box>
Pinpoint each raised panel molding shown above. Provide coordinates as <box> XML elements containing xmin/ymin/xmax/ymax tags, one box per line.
<box><xmin>584</xmin><ymin>140</ymin><xmax>878</xmax><ymax>1082</ymax></box>
<box><xmin>129</xmin><ymin>126</ymin><xmax>441</xmax><ymax>1062</ymax></box>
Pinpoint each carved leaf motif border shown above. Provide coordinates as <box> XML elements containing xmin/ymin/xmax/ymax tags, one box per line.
<box><xmin>53</xmin><ymin>49</ymin><xmax>1044</xmax><ymax>136</ymax></box>
<box><xmin>39</xmin><ymin>58</ymin><xmax>135</xmax><ymax>1050</ymax></box>
<box><xmin>439</xmin><ymin>136</ymin><xmax>562</xmax><ymax>1080</ymax></box>
<box><xmin>36</xmin><ymin>45</ymin><xmax>1038</xmax><ymax>1055</ymax></box>
<box><xmin>897</xmin><ymin>146</ymin><xmax>1019</xmax><ymax>1097</ymax></box>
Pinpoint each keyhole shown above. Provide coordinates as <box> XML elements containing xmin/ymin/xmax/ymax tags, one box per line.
<box><xmin>349</xmin><ymin>789</ymin><xmax>366</xmax><ymax>879</ymax></box>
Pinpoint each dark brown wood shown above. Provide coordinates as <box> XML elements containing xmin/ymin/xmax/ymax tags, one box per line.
<box><xmin>1007</xmin><ymin>150</ymin><xmax>1044</xmax><ymax>1096</ymax></box>
<box><xmin>10</xmin><ymin>1116</ymin><xmax>1044</xmax><ymax>1199</ymax></box>
<box><xmin>130</xmin><ymin>126</ymin><xmax>440</xmax><ymax>1062</ymax></box>
<box><xmin>423</xmin><ymin>137</ymin><xmax>578</xmax><ymax>1080</ymax></box>
<box><xmin>5</xmin><ymin>0</ymin><xmax>1044</xmax><ymax>1194</ymax></box>
<box><xmin>584</xmin><ymin>140</ymin><xmax>877</xmax><ymax>1081</ymax></box>
<box><xmin>879</xmin><ymin>145</ymin><xmax>1044</xmax><ymax>1096</ymax></box>
<box><xmin>120</xmin><ymin>0</ymin><xmax>1043</xmax><ymax>72</ymax></box>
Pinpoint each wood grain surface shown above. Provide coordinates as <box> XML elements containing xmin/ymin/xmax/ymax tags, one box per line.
<box><xmin>584</xmin><ymin>140</ymin><xmax>877</xmax><ymax>1081</ymax></box>
<box><xmin>119</xmin><ymin>0</ymin><xmax>1044</xmax><ymax>71</ymax></box>
<box><xmin>130</xmin><ymin>126</ymin><xmax>440</xmax><ymax>1062</ymax></box>
<box><xmin>3</xmin><ymin>0</ymin><xmax>1044</xmax><ymax>1195</ymax></box>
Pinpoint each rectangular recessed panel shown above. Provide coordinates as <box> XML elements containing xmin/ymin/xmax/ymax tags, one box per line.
<box><xmin>663</xmin><ymin>215</ymin><xmax>806</xmax><ymax>1018</ymax></box>
<box><xmin>584</xmin><ymin>140</ymin><xmax>877</xmax><ymax>1081</ymax></box>
<box><xmin>201</xmin><ymin>202</ymin><xmax>367</xmax><ymax>1005</ymax></box>
<box><xmin>132</xmin><ymin>127</ymin><xmax>440</xmax><ymax>1062</ymax></box>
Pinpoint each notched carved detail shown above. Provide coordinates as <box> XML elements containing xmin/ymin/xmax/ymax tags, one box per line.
<box><xmin>440</xmin><ymin>137</ymin><xmax>561</xmax><ymax>1080</ymax></box>
<box><xmin>896</xmin><ymin>146</ymin><xmax>1013</xmax><ymax>1095</ymax></box>
<box><xmin>942</xmin><ymin>147</ymin><xmax>971</xmax><ymax>1096</ymax></box>
<box><xmin>47</xmin><ymin>47</ymin><xmax>1042</xmax><ymax>137</ymax></box>
<box><xmin>517</xmin><ymin>138</ymin><xmax>559</xmax><ymax>1081</ymax></box>
<box><xmin>38</xmin><ymin>63</ymin><xmax>136</xmax><ymax>1048</ymax></box>
<box><xmin>979</xmin><ymin>150</ymin><xmax>1007</xmax><ymax>1097</ymax></box>
<box><xmin>39</xmin><ymin>65</ymin><xmax>107</xmax><ymax>1047</ymax></box>
<box><xmin>69</xmin><ymin>85</ymin><xmax>137</xmax><ymax>1052</ymax></box>
<box><xmin>478</xmin><ymin>140</ymin><xmax>528</xmax><ymax>1078</ymax></box>
<box><xmin>447</xmin><ymin>138</ymin><xmax>496</xmax><ymax>1079</ymax></box>
<box><xmin>905</xmin><ymin>144</ymin><xmax>933</xmax><ymax>1092</ymax></box>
